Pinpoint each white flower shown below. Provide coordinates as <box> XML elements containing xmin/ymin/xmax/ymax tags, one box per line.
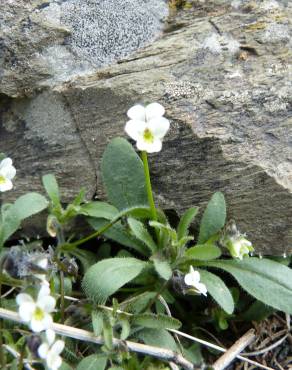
<box><xmin>38</xmin><ymin>329</ymin><xmax>65</xmax><ymax>370</ymax></box>
<box><xmin>227</xmin><ymin>237</ymin><xmax>253</xmax><ymax>260</ymax></box>
<box><xmin>184</xmin><ymin>266</ymin><xmax>207</xmax><ymax>296</ymax></box>
<box><xmin>0</xmin><ymin>158</ymin><xmax>16</xmax><ymax>192</ymax></box>
<box><xmin>125</xmin><ymin>103</ymin><xmax>170</xmax><ymax>153</ymax></box>
<box><xmin>34</xmin><ymin>256</ymin><xmax>49</xmax><ymax>284</ymax></box>
<box><xmin>16</xmin><ymin>284</ymin><xmax>56</xmax><ymax>332</ymax></box>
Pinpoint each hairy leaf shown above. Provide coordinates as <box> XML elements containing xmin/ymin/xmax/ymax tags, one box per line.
<box><xmin>177</xmin><ymin>207</ymin><xmax>199</xmax><ymax>240</ymax></box>
<box><xmin>42</xmin><ymin>174</ymin><xmax>60</xmax><ymax>206</ymax></box>
<box><xmin>205</xmin><ymin>258</ymin><xmax>292</xmax><ymax>314</ymax></box>
<box><xmin>134</xmin><ymin>328</ymin><xmax>177</xmax><ymax>351</ymax></box>
<box><xmin>14</xmin><ymin>193</ymin><xmax>48</xmax><ymax>220</ymax></box>
<box><xmin>153</xmin><ymin>257</ymin><xmax>172</xmax><ymax>280</ymax></box>
<box><xmin>88</xmin><ymin>218</ymin><xmax>148</xmax><ymax>256</ymax></box>
<box><xmin>186</xmin><ymin>244</ymin><xmax>221</xmax><ymax>261</ymax></box>
<box><xmin>120</xmin><ymin>292</ymin><xmax>157</xmax><ymax>314</ymax></box>
<box><xmin>82</xmin><ymin>258</ymin><xmax>146</xmax><ymax>303</ymax></box>
<box><xmin>77</xmin><ymin>355</ymin><xmax>107</xmax><ymax>370</ymax></box>
<box><xmin>101</xmin><ymin>138</ymin><xmax>148</xmax><ymax>210</ymax></box>
<box><xmin>80</xmin><ymin>202</ymin><xmax>118</xmax><ymax>220</ymax></box>
<box><xmin>199</xmin><ymin>270</ymin><xmax>234</xmax><ymax>314</ymax></box>
<box><xmin>198</xmin><ymin>192</ymin><xmax>226</xmax><ymax>244</ymax></box>
<box><xmin>128</xmin><ymin>218</ymin><xmax>157</xmax><ymax>254</ymax></box>
<box><xmin>132</xmin><ymin>313</ymin><xmax>181</xmax><ymax>330</ymax></box>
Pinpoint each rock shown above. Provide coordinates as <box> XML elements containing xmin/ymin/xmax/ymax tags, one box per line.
<box><xmin>0</xmin><ymin>0</ymin><xmax>291</xmax><ymax>254</ymax></box>
<box><xmin>0</xmin><ymin>0</ymin><xmax>168</xmax><ymax>97</ymax></box>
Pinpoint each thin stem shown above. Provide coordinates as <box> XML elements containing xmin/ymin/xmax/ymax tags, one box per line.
<box><xmin>141</xmin><ymin>151</ymin><xmax>157</xmax><ymax>221</ymax></box>
<box><xmin>59</xmin><ymin>217</ymin><xmax>120</xmax><ymax>250</ymax></box>
<box><xmin>60</xmin><ymin>271</ymin><xmax>65</xmax><ymax>324</ymax></box>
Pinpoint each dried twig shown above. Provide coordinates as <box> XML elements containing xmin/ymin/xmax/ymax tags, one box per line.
<box><xmin>212</xmin><ymin>329</ymin><xmax>256</xmax><ymax>370</ymax></box>
<box><xmin>0</xmin><ymin>308</ymin><xmax>194</xmax><ymax>370</ymax></box>
<box><xmin>170</xmin><ymin>329</ymin><xmax>274</xmax><ymax>370</ymax></box>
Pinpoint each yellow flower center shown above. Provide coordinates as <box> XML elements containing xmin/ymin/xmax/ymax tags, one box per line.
<box><xmin>0</xmin><ymin>176</ymin><xmax>6</xmax><ymax>184</ymax></box>
<box><xmin>143</xmin><ymin>128</ymin><xmax>154</xmax><ymax>143</ymax></box>
<box><xmin>33</xmin><ymin>307</ymin><xmax>45</xmax><ymax>321</ymax></box>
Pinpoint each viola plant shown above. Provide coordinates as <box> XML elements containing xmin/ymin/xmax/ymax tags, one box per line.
<box><xmin>0</xmin><ymin>102</ymin><xmax>292</xmax><ymax>369</ymax></box>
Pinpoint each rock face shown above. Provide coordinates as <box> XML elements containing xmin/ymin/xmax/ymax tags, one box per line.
<box><xmin>0</xmin><ymin>0</ymin><xmax>292</xmax><ymax>254</ymax></box>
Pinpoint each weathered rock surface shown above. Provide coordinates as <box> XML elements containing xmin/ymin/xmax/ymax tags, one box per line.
<box><xmin>0</xmin><ymin>0</ymin><xmax>291</xmax><ymax>254</ymax></box>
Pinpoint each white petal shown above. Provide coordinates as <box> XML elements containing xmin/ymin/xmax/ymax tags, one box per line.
<box><xmin>184</xmin><ymin>273</ymin><xmax>195</xmax><ymax>286</ymax></box>
<box><xmin>127</xmin><ymin>105</ymin><xmax>146</xmax><ymax>121</ymax></box>
<box><xmin>148</xmin><ymin>117</ymin><xmax>170</xmax><ymax>139</ymax></box>
<box><xmin>37</xmin><ymin>257</ymin><xmax>48</xmax><ymax>270</ymax></box>
<box><xmin>197</xmin><ymin>282</ymin><xmax>208</xmax><ymax>296</ymax></box>
<box><xmin>38</xmin><ymin>296</ymin><xmax>56</xmax><ymax>313</ymax></box>
<box><xmin>0</xmin><ymin>158</ymin><xmax>12</xmax><ymax>170</ymax></box>
<box><xmin>16</xmin><ymin>293</ymin><xmax>34</xmax><ymax>306</ymax></box>
<box><xmin>46</xmin><ymin>329</ymin><xmax>56</xmax><ymax>346</ymax></box>
<box><xmin>136</xmin><ymin>139</ymin><xmax>162</xmax><ymax>153</ymax></box>
<box><xmin>145</xmin><ymin>103</ymin><xmax>165</xmax><ymax>120</ymax></box>
<box><xmin>0</xmin><ymin>179</ymin><xmax>13</xmax><ymax>192</ymax></box>
<box><xmin>38</xmin><ymin>284</ymin><xmax>51</xmax><ymax>299</ymax></box>
<box><xmin>38</xmin><ymin>343</ymin><xmax>49</xmax><ymax>359</ymax></box>
<box><xmin>41</xmin><ymin>312</ymin><xmax>53</xmax><ymax>329</ymax></box>
<box><xmin>190</xmin><ymin>270</ymin><xmax>201</xmax><ymax>283</ymax></box>
<box><xmin>125</xmin><ymin>120</ymin><xmax>146</xmax><ymax>141</ymax></box>
<box><xmin>47</xmin><ymin>353</ymin><xmax>62</xmax><ymax>370</ymax></box>
<box><xmin>2</xmin><ymin>165</ymin><xmax>16</xmax><ymax>180</ymax></box>
<box><xmin>18</xmin><ymin>302</ymin><xmax>35</xmax><ymax>322</ymax></box>
<box><xmin>30</xmin><ymin>317</ymin><xmax>47</xmax><ymax>333</ymax></box>
<box><xmin>51</xmin><ymin>340</ymin><xmax>65</xmax><ymax>355</ymax></box>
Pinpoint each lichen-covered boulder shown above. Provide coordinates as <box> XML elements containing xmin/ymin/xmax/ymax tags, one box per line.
<box><xmin>0</xmin><ymin>0</ymin><xmax>291</xmax><ymax>255</ymax></box>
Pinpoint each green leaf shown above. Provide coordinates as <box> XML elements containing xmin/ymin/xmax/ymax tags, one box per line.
<box><xmin>42</xmin><ymin>174</ymin><xmax>60</xmax><ymax>205</ymax></box>
<box><xmin>198</xmin><ymin>192</ymin><xmax>226</xmax><ymax>244</ymax></box>
<box><xmin>199</xmin><ymin>270</ymin><xmax>234</xmax><ymax>314</ymax></box>
<box><xmin>177</xmin><ymin>207</ymin><xmax>199</xmax><ymax>240</ymax></box>
<box><xmin>186</xmin><ymin>244</ymin><xmax>221</xmax><ymax>261</ymax></box>
<box><xmin>132</xmin><ymin>313</ymin><xmax>181</xmax><ymax>330</ymax></box>
<box><xmin>120</xmin><ymin>318</ymin><xmax>131</xmax><ymax>340</ymax></box>
<box><xmin>13</xmin><ymin>193</ymin><xmax>48</xmax><ymax>220</ymax></box>
<box><xmin>82</xmin><ymin>258</ymin><xmax>146</xmax><ymax>303</ymax></box>
<box><xmin>103</xmin><ymin>316</ymin><xmax>113</xmax><ymax>350</ymax></box>
<box><xmin>101</xmin><ymin>138</ymin><xmax>148</xmax><ymax>210</ymax></box>
<box><xmin>77</xmin><ymin>355</ymin><xmax>108</xmax><ymax>370</ymax></box>
<box><xmin>80</xmin><ymin>202</ymin><xmax>118</xmax><ymax>220</ymax></box>
<box><xmin>128</xmin><ymin>218</ymin><xmax>157</xmax><ymax>254</ymax></box>
<box><xmin>135</xmin><ymin>329</ymin><xmax>177</xmax><ymax>351</ymax></box>
<box><xmin>240</xmin><ymin>300</ymin><xmax>274</xmax><ymax>322</ymax></box>
<box><xmin>59</xmin><ymin>363</ymin><xmax>73</xmax><ymax>370</ymax></box>
<box><xmin>92</xmin><ymin>310</ymin><xmax>104</xmax><ymax>336</ymax></box>
<box><xmin>153</xmin><ymin>257</ymin><xmax>172</xmax><ymax>280</ymax></box>
<box><xmin>88</xmin><ymin>218</ymin><xmax>148</xmax><ymax>256</ymax></box>
<box><xmin>204</xmin><ymin>258</ymin><xmax>292</xmax><ymax>314</ymax></box>
<box><xmin>120</xmin><ymin>292</ymin><xmax>157</xmax><ymax>314</ymax></box>
<box><xmin>0</xmin><ymin>205</ymin><xmax>20</xmax><ymax>245</ymax></box>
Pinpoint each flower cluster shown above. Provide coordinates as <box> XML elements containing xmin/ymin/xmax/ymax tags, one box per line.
<box><xmin>221</xmin><ymin>221</ymin><xmax>253</xmax><ymax>260</ymax></box>
<box><xmin>16</xmin><ymin>259</ymin><xmax>64</xmax><ymax>370</ymax></box>
<box><xmin>125</xmin><ymin>103</ymin><xmax>170</xmax><ymax>153</ymax></box>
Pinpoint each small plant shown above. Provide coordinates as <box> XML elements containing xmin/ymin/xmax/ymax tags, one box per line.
<box><xmin>0</xmin><ymin>102</ymin><xmax>291</xmax><ymax>369</ymax></box>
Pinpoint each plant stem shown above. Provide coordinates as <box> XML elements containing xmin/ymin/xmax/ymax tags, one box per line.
<box><xmin>60</xmin><ymin>271</ymin><xmax>65</xmax><ymax>324</ymax></box>
<box><xmin>141</xmin><ymin>151</ymin><xmax>157</xmax><ymax>222</ymax></box>
<box><xmin>59</xmin><ymin>217</ymin><xmax>120</xmax><ymax>251</ymax></box>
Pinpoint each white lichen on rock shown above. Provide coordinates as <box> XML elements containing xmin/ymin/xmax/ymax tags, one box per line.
<box><xmin>261</xmin><ymin>23</ymin><xmax>290</xmax><ymax>43</ymax></box>
<box><xmin>202</xmin><ymin>33</ymin><xmax>240</xmax><ymax>54</ymax></box>
<box><xmin>56</xmin><ymin>0</ymin><xmax>168</xmax><ymax>67</ymax></box>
